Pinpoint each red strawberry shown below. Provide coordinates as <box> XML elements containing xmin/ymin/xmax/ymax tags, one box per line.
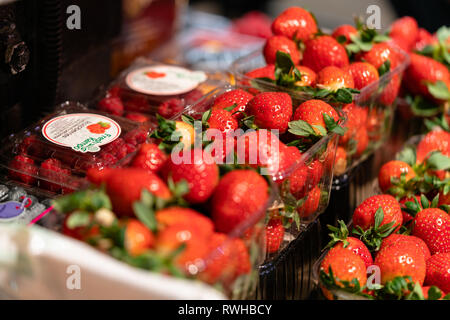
<box><xmin>246</xmin><ymin>92</ymin><xmax>293</xmax><ymax>133</ymax></box>
<box><xmin>98</xmin><ymin>96</ymin><xmax>124</xmax><ymax>116</ymax></box>
<box><xmin>131</xmin><ymin>143</ymin><xmax>167</xmax><ymax>173</ymax></box>
<box><xmin>339</xmin><ymin>103</ymin><xmax>364</xmax><ymax>145</ymax></box>
<box><xmin>263</xmin><ymin>35</ymin><xmax>301</xmax><ymax>65</ymax></box>
<box><xmin>266</xmin><ymin>218</ymin><xmax>285</xmax><ymax>254</ymax></box>
<box><xmin>334</xmin><ymin>237</ymin><xmax>373</xmax><ymax>268</ymax></box>
<box><xmin>416</xmin><ymin>130</ymin><xmax>450</xmax><ymax>164</ymax></box>
<box><xmin>124</xmin><ymin>219</ymin><xmax>155</xmax><ymax>256</ymax></box>
<box><xmin>389</xmin><ymin>16</ymin><xmax>419</xmax><ymax>52</ymax></box>
<box><xmin>320</xmin><ymin>247</ymin><xmax>367</xmax><ymax>299</ymax></box>
<box><xmin>207</xmin><ymin>108</ymin><xmax>238</xmax><ymax>134</ymax></box>
<box><xmin>212</xmin><ymin>89</ymin><xmax>254</xmax><ymax>119</ymax></box>
<box><xmin>298</xmin><ymin>185</ymin><xmax>321</xmax><ymax>218</ymax></box>
<box><xmin>353</xmin><ymin>194</ymin><xmax>403</xmax><ymax>232</ymax></box>
<box><xmin>404</xmin><ymin>53</ymin><xmax>450</xmax><ymax>102</ymax></box>
<box><xmin>125</xmin><ymin>112</ymin><xmax>150</xmax><ymax>123</ymax></box>
<box><xmin>271</xmin><ymin>7</ymin><xmax>317</xmax><ymax>41</ymax></box>
<box><xmin>333</xmin><ymin>146</ymin><xmax>348</xmax><ymax>176</ymax></box>
<box><xmin>399</xmin><ymin>195</ymin><xmax>422</xmax><ymax>224</ymax></box>
<box><xmin>199</xmin><ymin>233</ymin><xmax>251</xmax><ymax>285</ymax></box>
<box><xmin>162</xmin><ymin>149</ymin><xmax>219</xmax><ymax>204</ymax></box>
<box><xmin>358</xmin><ymin>43</ymin><xmax>400</xmax><ymax>69</ymax></box>
<box><xmin>211</xmin><ymin>170</ymin><xmax>269</xmax><ymax>234</ymax></box>
<box><xmin>332</xmin><ymin>24</ymin><xmax>357</xmax><ymax>44</ymax></box>
<box><xmin>9</xmin><ymin>154</ymin><xmax>38</xmax><ymax>185</ymax></box>
<box><xmin>39</xmin><ymin>158</ymin><xmax>71</xmax><ymax>193</ymax></box>
<box><xmin>62</xmin><ymin>213</ymin><xmax>100</xmax><ymax>241</ymax></box>
<box><xmin>378</xmin><ymin>160</ymin><xmax>416</xmax><ymax>193</ymax></box>
<box><xmin>155</xmin><ymin>207</ymin><xmax>214</xmax><ymax>239</ymax></box>
<box><xmin>438</xmin><ymin>191</ymin><xmax>450</xmax><ymax>207</ymax></box>
<box><xmin>354</xmin><ymin>126</ymin><xmax>369</xmax><ymax>157</ymax></box>
<box><xmin>413</xmin><ymin>28</ymin><xmax>438</xmax><ymax>51</ymax></box>
<box><xmin>316</xmin><ymin>66</ymin><xmax>354</xmax><ymax>91</ymax></box>
<box><xmin>412</xmin><ymin>208</ymin><xmax>450</xmax><ymax>255</ymax></box>
<box><xmin>294</xmin><ymin>65</ymin><xmax>317</xmax><ymax>87</ymax></box>
<box><xmin>156</xmin><ymin>223</ymin><xmax>209</xmax><ymax>271</ymax></box>
<box><xmin>90</xmin><ymin>167</ymin><xmax>171</xmax><ymax>216</ymax></box>
<box><xmin>157</xmin><ymin>98</ymin><xmax>184</xmax><ymax>119</ymax></box>
<box><xmin>244</xmin><ymin>64</ymin><xmax>275</xmax><ymax>80</ymax></box>
<box><xmin>345</xmin><ymin>62</ymin><xmax>379</xmax><ymax>90</ymax></box>
<box><xmin>302</xmin><ymin>35</ymin><xmax>349</xmax><ymax>73</ymax></box>
<box><xmin>375</xmin><ymin>241</ymin><xmax>426</xmax><ymax>285</ymax></box>
<box><xmin>425</xmin><ymin>253</ymin><xmax>450</xmax><ymax>293</ymax></box>
<box><xmin>293</xmin><ymin>99</ymin><xmax>340</xmax><ymax>134</ymax></box>
<box><xmin>379</xmin><ymin>73</ymin><xmax>401</xmax><ymax>105</ymax></box>
<box><xmin>379</xmin><ymin>234</ymin><xmax>431</xmax><ymax>261</ymax></box>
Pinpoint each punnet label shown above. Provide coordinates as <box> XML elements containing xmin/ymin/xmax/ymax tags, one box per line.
<box><xmin>125</xmin><ymin>65</ymin><xmax>207</xmax><ymax>96</ymax></box>
<box><xmin>42</xmin><ymin>113</ymin><xmax>121</xmax><ymax>153</ymax></box>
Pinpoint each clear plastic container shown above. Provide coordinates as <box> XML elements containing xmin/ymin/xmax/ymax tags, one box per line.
<box><xmin>230</xmin><ymin>47</ymin><xmax>410</xmax><ymax>178</ymax></box>
<box><xmin>91</xmin><ymin>57</ymin><xmax>231</xmax><ymax>124</ymax></box>
<box><xmin>176</xmin><ymin>86</ymin><xmax>343</xmax><ymax>261</ymax></box>
<box><xmin>0</xmin><ymin>102</ymin><xmax>149</xmax><ymax>196</ymax></box>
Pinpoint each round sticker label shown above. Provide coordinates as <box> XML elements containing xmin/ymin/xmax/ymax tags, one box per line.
<box><xmin>125</xmin><ymin>65</ymin><xmax>207</xmax><ymax>96</ymax></box>
<box><xmin>42</xmin><ymin>113</ymin><xmax>121</xmax><ymax>153</ymax></box>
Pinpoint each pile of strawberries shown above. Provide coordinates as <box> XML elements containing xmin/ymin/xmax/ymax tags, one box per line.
<box><xmin>237</xmin><ymin>6</ymin><xmax>409</xmax><ymax>176</ymax></box>
<box><xmin>97</xmin><ymin>85</ymin><xmax>204</xmax><ymax>123</ymax></box>
<box><xmin>8</xmin><ymin>127</ymin><xmax>147</xmax><ymax>194</ymax></box>
<box><xmin>319</xmin><ymin>130</ymin><xmax>450</xmax><ymax>300</ymax></box>
<box><xmin>389</xmin><ymin>17</ymin><xmax>450</xmax><ymax>122</ymax></box>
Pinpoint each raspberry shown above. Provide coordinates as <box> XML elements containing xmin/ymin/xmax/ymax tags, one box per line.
<box><xmin>123</xmin><ymin>129</ymin><xmax>148</xmax><ymax>146</ymax></box>
<box><xmin>9</xmin><ymin>154</ymin><xmax>38</xmax><ymax>185</ymax></box>
<box><xmin>157</xmin><ymin>98</ymin><xmax>184</xmax><ymax>118</ymax></box>
<box><xmin>123</xmin><ymin>96</ymin><xmax>149</xmax><ymax>112</ymax></box>
<box><xmin>184</xmin><ymin>89</ymin><xmax>204</xmax><ymax>105</ymax></box>
<box><xmin>125</xmin><ymin>112</ymin><xmax>150</xmax><ymax>123</ymax></box>
<box><xmin>98</xmin><ymin>97</ymin><xmax>124</xmax><ymax>116</ymax></box>
<box><xmin>106</xmin><ymin>86</ymin><xmax>122</xmax><ymax>98</ymax></box>
<box><xmin>39</xmin><ymin>158</ymin><xmax>71</xmax><ymax>193</ymax></box>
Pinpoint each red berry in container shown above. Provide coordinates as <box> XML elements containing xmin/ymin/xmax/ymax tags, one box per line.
<box><xmin>157</xmin><ymin>98</ymin><xmax>184</xmax><ymax>118</ymax></box>
<box><xmin>39</xmin><ymin>158</ymin><xmax>71</xmax><ymax>193</ymax></box>
<box><xmin>98</xmin><ymin>96</ymin><xmax>124</xmax><ymax>116</ymax></box>
<box><xmin>125</xmin><ymin>112</ymin><xmax>150</xmax><ymax>123</ymax></box>
<box><xmin>9</xmin><ymin>154</ymin><xmax>38</xmax><ymax>185</ymax></box>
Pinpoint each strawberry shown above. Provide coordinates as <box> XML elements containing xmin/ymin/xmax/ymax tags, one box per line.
<box><xmin>378</xmin><ymin>160</ymin><xmax>416</xmax><ymax>193</ymax></box>
<box><xmin>161</xmin><ymin>149</ymin><xmax>219</xmax><ymax>204</ymax></box>
<box><xmin>131</xmin><ymin>143</ymin><xmax>167</xmax><ymax>173</ymax></box>
<box><xmin>155</xmin><ymin>207</ymin><xmax>214</xmax><ymax>239</ymax></box>
<box><xmin>244</xmin><ymin>64</ymin><xmax>275</xmax><ymax>80</ymax></box>
<box><xmin>156</xmin><ymin>223</ymin><xmax>210</xmax><ymax>271</ymax></box>
<box><xmin>332</xmin><ymin>24</ymin><xmax>358</xmax><ymax>44</ymax></box>
<box><xmin>345</xmin><ymin>62</ymin><xmax>379</xmax><ymax>90</ymax></box>
<box><xmin>399</xmin><ymin>195</ymin><xmax>422</xmax><ymax>224</ymax></box>
<box><xmin>207</xmin><ymin>108</ymin><xmax>238</xmax><ymax>135</ymax></box>
<box><xmin>91</xmin><ymin>167</ymin><xmax>171</xmax><ymax>216</ymax></box>
<box><xmin>339</xmin><ymin>103</ymin><xmax>364</xmax><ymax>145</ymax></box>
<box><xmin>302</xmin><ymin>35</ymin><xmax>349</xmax><ymax>73</ymax></box>
<box><xmin>263</xmin><ymin>35</ymin><xmax>301</xmax><ymax>65</ymax></box>
<box><xmin>375</xmin><ymin>241</ymin><xmax>426</xmax><ymax>285</ymax></box>
<box><xmin>379</xmin><ymin>73</ymin><xmax>401</xmax><ymax>106</ymax></box>
<box><xmin>333</xmin><ymin>146</ymin><xmax>348</xmax><ymax>176</ymax></box>
<box><xmin>62</xmin><ymin>213</ymin><xmax>100</xmax><ymax>241</ymax></box>
<box><xmin>412</xmin><ymin>208</ymin><xmax>450</xmax><ymax>255</ymax></box>
<box><xmin>39</xmin><ymin>158</ymin><xmax>71</xmax><ymax>193</ymax></box>
<box><xmin>353</xmin><ymin>194</ymin><xmax>403</xmax><ymax>233</ymax></box>
<box><xmin>212</xmin><ymin>89</ymin><xmax>254</xmax><ymax>119</ymax></box>
<box><xmin>379</xmin><ymin>234</ymin><xmax>431</xmax><ymax>261</ymax></box>
<box><xmin>294</xmin><ymin>65</ymin><xmax>317</xmax><ymax>87</ymax></box>
<box><xmin>413</xmin><ymin>28</ymin><xmax>438</xmax><ymax>51</ymax></box>
<box><xmin>124</xmin><ymin>219</ymin><xmax>155</xmax><ymax>256</ymax></box>
<box><xmin>266</xmin><ymin>218</ymin><xmax>284</xmax><ymax>254</ymax></box>
<box><xmin>9</xmin><ymin>154</ymin><xmax>38</xmax><ymax>185</ymax></box>
<box><xmin>157</xmin><ymin>98</ymin><xmax>184</xmax><ymax>119</ymax></box>
<box><xmin>199</xmin><ymin>233</ymin><xmax>250</xmax><ymax>285</ymax></box>
<box><xmin>404</xmin><ymin>53</ymin><xmax>450</xmax><ymax>103</ymax></box>
<box><xmin>211</xmin><ymin>169</ymin><xmax>269</xmax><ymax>234</ymax></box>
<box><xmin>316</xmin><ymin>66</ymin><xmax>354</xmax><ymax>91</ymax></box>
<box><xmin>325</xmin><ymin>221</ymin><xmax>373</xmax><ymax>268</ymax></box>
<box><xmin>358</xmin><ymin>43</ymin><xmax>399</xmax><ymax>70</ymax></box>
<box><xmin>320</xmin><ymin>247</ymin><xmax>367</xmax><ymax>299</ymax></box>
<box><xmin>389</xmin><ymin>16</ymin><xmax>419</xmax><ymax>52</ymax></box>
<box><xmin>98</xmin><ymin>96</ymin><xmax>124</xmax><ymax>116</ymax></box>
<box><xmin>246</xmin><ymin>92</ymin><xmax>293</xmax><ymax>133</ymax></box>
<box><xmin>271</xmin><ymin>7</ymin><xmax>317</xmax><ymax>41</ymax></box>
<box><xmin>354</xmin><ymin>126</ymin><xmax>369</xmax><ymax>157</ymax></box>
<box><xmin>425</xmin><ymin>253</ymin><xmax>450</xmax><ymax>293</ymax></box>
<box><xmin>298</xmin><ymin>185</ymin><xmax>321</xmax><ymax>218</ymax></box>
<box><xmin>416</xmin><ymin>130</ymin><xmax>450</xmax><ymax>164</ymax></box>
<box><xmin>125</xmin><ymin>112</ymin><xmax>150</xmax><ymax>123</ymax></box>
<box><xmin>292</xmin><ymin>99</ymin><xmax>340</xmax><ymax>135</ymax></box>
